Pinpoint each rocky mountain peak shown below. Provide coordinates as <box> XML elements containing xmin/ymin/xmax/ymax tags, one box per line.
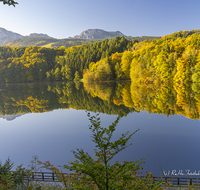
<box><xmin>73</xmin><ymin>29</ymin><xmax>126</xmax><ymax>40</ymax></box>
<box><xmin>29</xmin><ymin>33</ymin><xmax>52</xmax><ymax>38</ymax></box>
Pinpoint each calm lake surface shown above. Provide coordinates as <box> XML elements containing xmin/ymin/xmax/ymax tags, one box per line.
<box><xmin>0</xmin><ymin>81</ymin><xmax>200</xmax><ymax>177</ymax></box>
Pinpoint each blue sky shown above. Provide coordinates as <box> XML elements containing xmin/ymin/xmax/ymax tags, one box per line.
<box><xmin>0</xmin><ymin>0</ymin><xmax>200</xmax><ymax>39</ymax></box>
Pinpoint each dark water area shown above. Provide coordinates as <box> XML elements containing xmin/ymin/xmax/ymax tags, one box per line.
<box><xmin>0</xmin><ymin>81</ymin><xmax>200</xmax><ymax>177</ymax></box>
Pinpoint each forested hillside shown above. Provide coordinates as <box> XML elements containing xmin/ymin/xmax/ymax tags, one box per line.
<box><xmin>83</xmin><ymin>29</ymin><xmax>200</xmax><ymax>83</ymax></box>
<box><xmin>0</xmin><ymin>46</ymin><xmax>65</xmax><ymax>82</ymax></box>
<box><xmin>47</xmin><ymin>36</ymin><xmax>134</xmax><ymax>81</ymax></box>
<box><xmin>0</xmin><ymin>36</ymin><xmax>134</xmax><ymax>83</ymax></box>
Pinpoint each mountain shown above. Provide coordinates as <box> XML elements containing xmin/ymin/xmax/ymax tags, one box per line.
<box><xmin>1</xmin><ymin>28</ymin><xmax>126</xmax><ymax>47</ymax></box>
<box><xmin>0</xmin><ymin>27</ymin><xmax>160</xmax><ymax>47</ymax></box>
<box><xmin>73</xmin><ymin>29</ymin><xmax>125</xmax><ymax>39</ymax></box>
<box><xmin>5</xmin><ymin>37</ymin><xmax>58</xmax><ymax>47</ymax></box>
<box><xmin>0</xmin><ymin>27</ymin><xmax>23</xmax><ymax>45</ymax></box>
<box><xmin>0</xmin><ymin>27</ymin><xmax>54</xmax><ymax>46</ymax></box>
<box><xmin>29</xmin><ymin>33</ymin><xmax>52</xmax><ymax>38</ymax></box>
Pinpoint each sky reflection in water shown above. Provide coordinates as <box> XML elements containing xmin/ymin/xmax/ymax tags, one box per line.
<box><xmin>0</xmin><ymin>108</ymin><xmax>200</xmax><ymax>176</ymax></box>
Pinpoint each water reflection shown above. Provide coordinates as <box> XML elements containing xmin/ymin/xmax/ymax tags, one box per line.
<box><xmin>83</xmin><ymin>81</ymin><xmax>200</xmax><ymax>120</ymax></box>
<box><xmin>0</xmin><ymin>82</ymin><xmax>133</xmax><ymax>117</ymax></box>
<box><xmin>0</xmin><ymin>82</ymin><xmax>200</xmax><ymax>177</ymax></box>
<box><xmin>0</xmin><ymin>114</ymin><xmax>24</xmax><ymax>121</ymax></box>
<box><xmin>1</xmin><ymin>81</ymin><xmax>200</xmax><ymax>120</ymax></box>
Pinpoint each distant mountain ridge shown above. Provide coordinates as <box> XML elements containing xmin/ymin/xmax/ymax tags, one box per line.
<box><xmin>73</xmin><ymin>29</ymin><xmax>125</xmax><ymax>39</ymax></box>
<box><xmin>0</xmin><ymin>27</ymin><xmax>53</xmax><ymax>46</ymax></box>
<box><xmin>0</xmin><ymin>27</ymin><xmax>161</xmax><ymax>47</ymax></box>
<box><xmin>0</xmin><ymin>27</ymin><xmax>128</xmax><ymax>46</ymax></box>
<box><xmin>0</xmin><ymin>27</ymin><xmax>23</xmax><ymax>45</ymax></box>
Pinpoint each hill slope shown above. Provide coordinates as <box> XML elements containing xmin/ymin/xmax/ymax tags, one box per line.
<box><xmin>4</xmin><ymin>37</ymin><xmax>99</xmax><ymax>48</ymax></box>
<box><xmin>4</xmin><ymin>37</ymin><xmax>58</xmax><ymax>47</ymax></box>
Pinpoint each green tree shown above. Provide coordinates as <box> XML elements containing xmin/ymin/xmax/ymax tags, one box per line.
<box><xmin>74</xmin><ymin>80</ymin><xmax>81</xmax><ymax>90</ymax></box>
<box><xmin>0</xmin><ymin>158</ymin><xmax>30</xmax><ymax>189</ymax></box>
<box><xmin>115</xmin><ymin>62</ymin><xmax>123</xmax><ymax>80</ymax></box>
<box><xmin>192</xmin><ymin>64</ymin><xmax>200</xmax><ymax>82</ymax></box>
<box><xmin>61</xmin><ymin>65</ymin><xmax>72</xmax><ymax>80</ymax></box>
<box><xmin>41</xmin><ymin>113</ymin><xmax>162</xmax><ymax>190</ymax></box>
<box><xmin>54</xmin><ymin>67</ymin><xmax>62</xmax><ymax>81</ymax></box>
<box><xmin>1</xmin><ymin>0</ymin><xmax>18</xmax><ymax>6</ymax></box>
<box><xmin>67</xmin><ymin>112</ymin><xmax>138</xmax><ymax>190</ymax></box>
<box><xmin>74</xmin><ymin>71</ymin><xmax>80</xmax><ymax>81</ymax></box>
<box><xmin>120</xmin><ymin>51</ymin><xmax>133</xmax><ymax>79</ymax></box>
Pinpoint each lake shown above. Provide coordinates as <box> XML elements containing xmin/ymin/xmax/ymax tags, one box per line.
<box><xmin>0</xmin><ymin>81</ymin><xmax>200</xmax><ymax>177</ymax></box>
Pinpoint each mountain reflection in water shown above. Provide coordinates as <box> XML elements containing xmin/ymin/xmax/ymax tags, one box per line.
<box><xmin>0</xmin><ymin>114</ymin><xmax>24</xmax><ymax>121</ymax></box>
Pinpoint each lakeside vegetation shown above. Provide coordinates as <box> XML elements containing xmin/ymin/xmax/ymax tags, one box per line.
<box><xmin>83</xmin><ymin>29</ymin><xmax>200</xmax><ymax>83</ymax></box>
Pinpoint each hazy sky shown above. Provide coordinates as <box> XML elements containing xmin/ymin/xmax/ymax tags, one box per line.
<box><xmin>0</xmin><ymin>0</ymin><xmax>200</xmax><ymax>39</ymax></box>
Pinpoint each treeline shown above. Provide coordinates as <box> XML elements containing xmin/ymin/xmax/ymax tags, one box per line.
<box><xmin>127</xmin><ymin>36</ymin><xmax>160</xmax><ymax>42</ymax></box>
<box><xmin>0</xmin><ymin>46</ymin><xmax>25</xmax><ymax>61</ymax></box>
<box><xmin>0</xmin><ymin>82</ymin><xmax>134</xmax><ymax>116</ymax></box>
<box><xmin>0</xmin><ymin>46</ymin><xmax>65</xmax><ymax>83</ymax></box>
<box><xmin>83</xmin><ymin>29</ymin><xmax>200</xmax><ymax>83</ymax></box>
<box><xmin>0</xmin><ymin>36</ymin><xmax>134</xmax><ymax>83</ymax></box>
